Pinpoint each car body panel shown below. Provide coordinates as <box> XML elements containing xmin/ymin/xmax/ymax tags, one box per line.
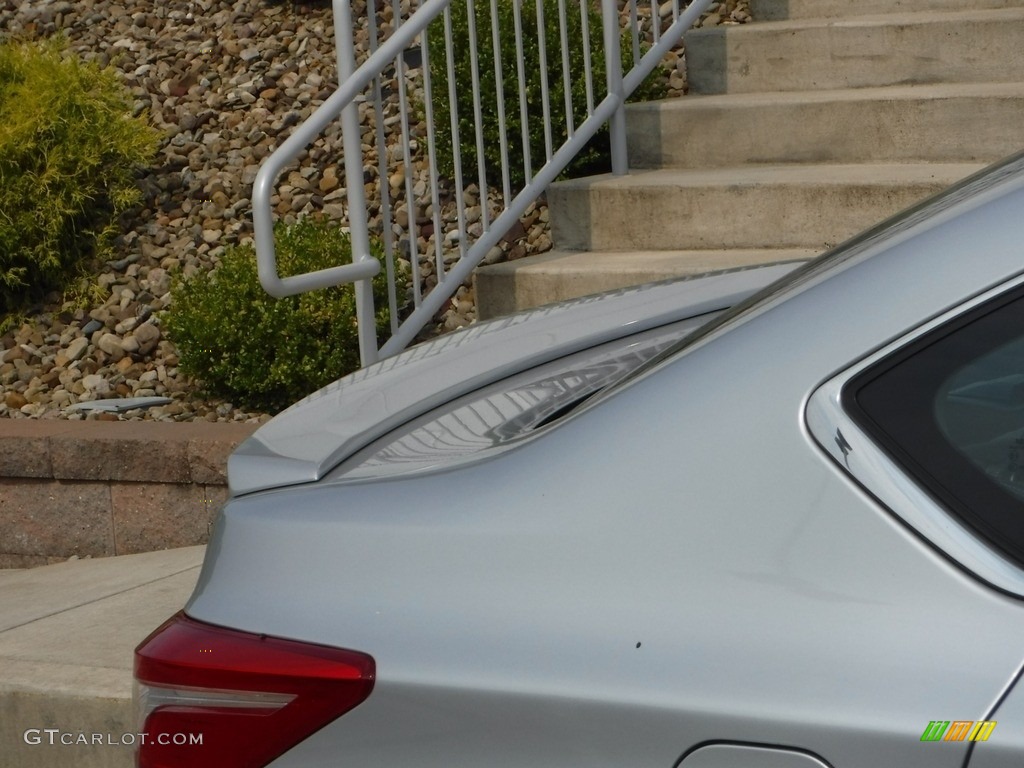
<box><xmin>678</xmin><ymin>743</ymin><xmax>833</xmax><ymax>768</ymax></box>
<box><xmin>807</xmin><ymin>273</ymin><xmax>1024</xmax><ymax>597</ymax></box>
<box><xmin>181</xmin><ymin>154</ymin><xmax>1024</xmax><ymax>767</ymax></box>
<box><xmin>195</xmin><ymin>326</ymin><xmax>1024</xmax><ymax>767</ymax></box>
<box><xmin>970</xmin><ymin>670</ymin><xmax>1024</xmax><ymax>767</ymax></box>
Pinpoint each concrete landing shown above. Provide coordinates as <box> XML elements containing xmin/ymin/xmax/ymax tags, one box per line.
<box><xmin>0</xmin><ymin>547</ymin><xmax>204</xmax><ymax>768</ymax></box>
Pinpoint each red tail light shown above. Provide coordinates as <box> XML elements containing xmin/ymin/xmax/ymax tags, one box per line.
<box><xmin>134</xmin><ymin>612</ymin><xmax>374</xmax><ymax>768</ymax></box>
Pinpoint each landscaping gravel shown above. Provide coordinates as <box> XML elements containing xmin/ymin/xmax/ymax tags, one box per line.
<box><xmin>0</xmin><ymin>0</ymin><xmax>748</xmax><ymax>422</ymax></box>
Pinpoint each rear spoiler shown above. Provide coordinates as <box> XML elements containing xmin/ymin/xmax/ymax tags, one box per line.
<box><xmin>228</xmin><ymin>262</ymin><xmax>804</xmax><ymax>495</ymax></box>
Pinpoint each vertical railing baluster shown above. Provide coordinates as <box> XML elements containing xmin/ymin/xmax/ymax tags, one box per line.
<box><xmin>557</xmin><ymin>0</ymin><xmax>574</xmax><ymax>139</ymax></box>
<box><xmin>651</xmin><ymin>0</ymin><xmax>660</xmax><ymax>44</ymax></box>
<box><xmin>420</xmin><ymin>19</ymin><xmax>446</xmax><ymax>291</ymax></box>
<box><xmin>367</xmin><ymin>2</ymin><xmax>399</xmax><ymax>334</ymax></box>
<box><xmin>333</xmin><ymin>0</ymin><xmax>379</xmax><ymax>365</ymax></box>
<box><xmin>490</xmin><ymin>0</ymin><xmax>512</xmax><ymax>203</ymax></box>
<box><xmin>579</xmin><ymin>0</ymin><xmax>594</xmax><ymax>116</ymax></box>
<box><xmin>535</xmin><ymin>0</ymin><xmax>554</xmax><ymax>163</ymax></box>
<box><xmin>629</xmin><ymin>0</ymin><xmax>641</xmax><ymax>64</ymax></box>
<box><xmin>512</xmin><ymin>0</ymin><xmax>533</xmax><ymax>185</ymax></box>
<box><xmin>465</xmin><ymin>0</ymin><xmax>491</xmax><ymax>232</ymax></box>
<box><xmin>394</xmin><ymin>0</ymin><xmax>422</xmax><ymax>309</ymax></box>
<box><xmin>443</xmin><ymin>5</ymin><xmax>468</xmax><ymax>267</ymax></box>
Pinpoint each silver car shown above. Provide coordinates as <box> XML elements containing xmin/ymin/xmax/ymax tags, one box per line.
<box><xmin>135</xmin><ymin>151</ymin><xmax>1024</xmax><ymax>768</ymax></box>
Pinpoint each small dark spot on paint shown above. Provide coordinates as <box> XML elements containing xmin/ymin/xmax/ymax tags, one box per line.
<box><xmin>635</xmin><ymin>642</ymin><xmax>641</xmax><ymax>649</ymax></box>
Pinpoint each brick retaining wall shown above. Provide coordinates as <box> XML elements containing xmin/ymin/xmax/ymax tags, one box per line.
<box><xmin>0</xmin><ymin>422</ymin><xmax>258</xmax><ymax>567</ymax></box>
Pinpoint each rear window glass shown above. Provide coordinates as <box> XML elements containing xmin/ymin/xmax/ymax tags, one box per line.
<box><xmin>845</xmin><ymin>285</ymin><xmax>1024</xmax><ymax>565</ymax></box>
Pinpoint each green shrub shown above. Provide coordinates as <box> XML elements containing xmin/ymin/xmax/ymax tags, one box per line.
<box><xmin>427</xmin><ymin>0</ymin><xmax>665</xmax><ymax>191</ymax></box>
<box><xmin>0</xmin><ymin>38</ymin><xmax>157</xmax><ymax>312</ymax></box>
<box><xmin>165</xmin><ymin>217</ymin><xmax>398</xmax><ymax>413</ymax></box>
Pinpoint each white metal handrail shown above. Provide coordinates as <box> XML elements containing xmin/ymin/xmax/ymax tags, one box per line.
<box><xmin>253</xmin><ymin>0</ymin><xmax>715</xmax><ymax>366</ymax></box>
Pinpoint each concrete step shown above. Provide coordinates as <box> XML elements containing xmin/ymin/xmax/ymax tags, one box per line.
<box><xmin>685</xmin><ymin>8</ymin><xmax>1024</xmax><ymax>94</ymax></box>
<box><xmin>548</xmin><ymin>163</ymin><xmax>982</xmax><ymax>252</ymax></box>
<box><xmin>750</xmin><ymin>0</ymin><xmax>1024</xmax><ymax>21</ymax></box>
<box><xmin>474</xmin><ymin>249</ymin><xmax>816</xmax><ymax>318</ymax></box>
<box><xmin>626</xmin><ymin>83</ymin><xmax>1024</xmax><ymax>169</ymax></box>
<box><xmin>0</xmin><ymin>547</ymin><xmax>203</xmax><ymax>768</ymax></box>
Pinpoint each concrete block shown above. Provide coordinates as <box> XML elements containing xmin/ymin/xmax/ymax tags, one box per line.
<box><xmin>0</xmin><ymin>434</ymin><xmax>52</xmax><ymax>479</ymax></box>
<box><xmin>0</xmin><ymin>423</ymin><xmax>255</xmax><ymax>561</ymax></box>
<box><xmin>0</xmin><ymin>480</ymin><xmax>113</xmax><ymax>560</ymax></box>
<box><xmin>186</xmin><ymin>423</ymin><xmax>258</xmax><ymax>485</ymax></box>
<box><xmin>111</xmin><ymin>484</ymin><xmax>216</xmax><ymax>555</ymax></box>
<box><xmin>202</xmin><ymin>484</ymin><xmax>230</xmax><ymax>512</ymax></box>
<box><xmin>44</xmin><ymin>421</ymin><xmax>255</xmax><ymax>485</ymax></box>
<box><xmin>49</xmin><ymin>423</ymin><xmax>191</xmax><ymax>484</ymax></box>
<box><xmin>0</xmin><ymin>422</ymin><xmax>76</xmax><ymax>479</ymax></box>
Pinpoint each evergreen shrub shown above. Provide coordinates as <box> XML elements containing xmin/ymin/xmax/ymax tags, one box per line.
<box><xmin>427</xmin><ymin>0</ymin><xmax>666</xmax><ymax>191</ymax></box>
<box><xmin>0</xmin><ymin>38</ymin><xmax>157</xmax><ymax>312</ymax></box>
<box><xmin>166</xmin><ymin>217</ymin><xmax>397</xmax><ymax>413</ymax></box>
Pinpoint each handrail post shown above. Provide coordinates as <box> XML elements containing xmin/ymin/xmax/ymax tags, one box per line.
<box><xmin>601</xmin><ymin>0</ymin><xmax>628</xmax><ymax>176</ymax></box>
<box><xmin>334</xmin><ymin>0</ymin><xmax>380</xmax><ymax>366</ymax></box>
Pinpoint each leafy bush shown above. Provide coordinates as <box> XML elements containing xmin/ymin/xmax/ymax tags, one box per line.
<box><xmin>0</xmin><ymin>38</ymin><xmax>157</xmax><ymax>312</ymax></box>
<box><xmin>427</xmin><ymin>0</ymin><xmax>665</xmax><ymax>191</ymax></box>
<box><xmin>166</xmin><ymin>217</ymin><xmax>398</xmax><ymax>413</ymax></box>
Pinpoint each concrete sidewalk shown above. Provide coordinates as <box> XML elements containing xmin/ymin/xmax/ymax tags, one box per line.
<box><xmin>0</xmin><ymin>547</ymin><xmax>205</xmax><ymax>768</ymax></box>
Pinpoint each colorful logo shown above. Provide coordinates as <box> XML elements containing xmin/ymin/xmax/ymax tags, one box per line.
<box><xmin>921</xmin><ymin>721</ymin><xmax>996</xmax><ymax>742</ymax></box>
